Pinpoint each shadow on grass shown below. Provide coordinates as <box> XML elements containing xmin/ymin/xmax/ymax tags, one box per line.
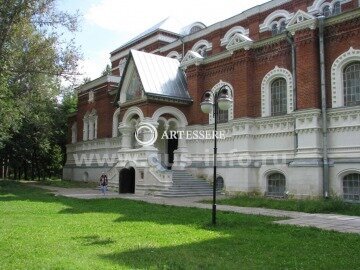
<box><xmin>74</xmin><ymin>235</ymin><xmax>116</xmax><ymax>246</ymax></box>
<box><xmin>1</xmin><ymin>180</ymin><xmax>360</xmax><ymax>269</ymax></box>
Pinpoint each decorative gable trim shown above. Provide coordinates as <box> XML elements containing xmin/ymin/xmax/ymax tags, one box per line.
<box><xmin>180</xmin><ymin>50</ymin><xmax>204</xmax><ymax>68</ymax></box>
<box><xmin>286</xmin><ymin>10</ymin><xmax>317</xmax><ymax>35</ymax></box>
<box><xmin>226</xmin><ymin>33</ymin><xmax>253</xmax><ymax>52</ymax></box>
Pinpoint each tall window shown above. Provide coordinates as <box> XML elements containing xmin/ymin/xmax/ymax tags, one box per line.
<box><xmin>271</xmin><ymin>24</ymin><xmax>278</xmax><ymax>36</ymax></box>
<box><xmin>83</xmin><ymin>110</ymin><xmax>98</xmax><ymax>141</ymax></box>
<box><xmin>267</xmin><ymin>173</ymin><xmax>286</xmax><ymax>197</ymax></box>
<box><xmin>217</xmin><ymin>107</ymin><xmax>228</xmax><ymax>123</ymax></box>
<box><xmin>343</xmin><ymin>173</ymin><xmax>360</xmax><ymax>201</ymax></box>
<box><xmin>271</xmin><ymin>78</ymin><xmax>287</xmax><ymax>116</ymax></box>
<box><xmin>343</xmin><ymin>62</ymin><xmax>360</xmax><ymax>107</ymax></box>
<box><xmin>333</xmin><ymin>1</ymin><xmax>341</xmax><ymax>15</ymax></box>
<box><xmin>322</xmin><ymin>6</ymin><xmax>331</xmax><ymax>17</ymax></box>
<box><xmin>279</xmin><ymin>21</ymin><xmax>286</xmax><ymax>33</ymax></box>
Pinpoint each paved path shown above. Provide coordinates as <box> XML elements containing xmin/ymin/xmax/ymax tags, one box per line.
<box><xmin>33</xmin><ymin>185</ymin><xmax>360</xmax><ymax>234</ymax></box>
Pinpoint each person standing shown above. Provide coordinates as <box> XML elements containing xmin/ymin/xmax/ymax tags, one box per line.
<box><xmin>99</xmin><ymin>172</ymin><xmax>108</xmax><ymax>195</ymax></box>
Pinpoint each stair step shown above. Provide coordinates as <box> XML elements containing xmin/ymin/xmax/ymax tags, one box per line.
<box><xmin>151</xmin><ymin>170</ymin><xmax>215</xmax><ymax>197</ymax></box>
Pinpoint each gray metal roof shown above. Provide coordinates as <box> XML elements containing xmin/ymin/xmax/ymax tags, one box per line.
<box><xmin>110</xmin><ymin>18</ymin><xmax>183</xmax><ymax>54</ymax></box>
<box><xmin>131</xmin><ymin>50</ymin><xmax>191</xmax><ymax>102</ymax></box>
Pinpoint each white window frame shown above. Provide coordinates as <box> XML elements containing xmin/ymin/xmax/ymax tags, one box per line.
<box><xmin>261</xmin><ymin>66</ymin><xmax>294</xmax><ymax>117</ymax></box>
<box><xmin>209</xmin><ymin>81</ymin><xmax>234</xmax><ymax>124</ymax></box>
<box><xmin>331</xmin><ymin>47</ymin><xmax>360</xmax><ymax>108</ymax></box>
<box><xmin>259</xmin><ymin>9</ymin><xmax>293</xmax><ymax>33</ymax></box>
<box><xmin>83</xmin><ymin>110</ymin><xmax>98</xmax><ymax>141</ymax></box>
<box><xmin>166</xmin><ymin>51</ymin><xmax>181</xmax><ymax>61</ymax></box>
<box><xmin>191</xmin><ymin>40</ymin><xmax>212</xmax><ymax>56</ymax></box>
<box><xmin>220</xmin><ymin>26</ymin><xmax>250</xmax><ymax>46</ymax></box>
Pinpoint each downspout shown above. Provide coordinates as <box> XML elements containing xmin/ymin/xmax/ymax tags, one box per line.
<box><xmin>286</xmin><ymin>32</ymin><xmax>297</xmax><ymax>154</ymax></box>
<box><xmin>180</xmin><ymin>37</ymin><xmax>185</xmax><ymax>61</ymax></box>
<box><xmin>318</xmin><ymin>16</ymin><xmax>329</xmax><ymax>198</ymax></box>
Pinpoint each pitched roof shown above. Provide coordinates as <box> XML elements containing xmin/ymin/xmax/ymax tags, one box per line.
<box><xmin>110</xmin><ymin>18</ymin><xmax>183</xmax><ymax>55</ymax></box>
<box><xmin>115</xmin><ymin>50</ymin><xmax>192</xmax><ymax>104</ymax></box>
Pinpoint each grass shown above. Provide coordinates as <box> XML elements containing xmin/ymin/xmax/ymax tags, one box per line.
<box><xmin>214</xmin><ymin>194</ymin><xmax>360</xmax><ymax>216</ymax></box>
<box><xmin>1</xmin><ymin>180</ymin><xmax>360</xmax><ymax>269</ymax></box>
<box><xmin>29</xmin><ymin>178</ymin><xmax>98</xmax><ymax>188</ymax></box>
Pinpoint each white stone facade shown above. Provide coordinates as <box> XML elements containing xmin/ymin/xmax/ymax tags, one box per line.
<box><xmin>64</xmin><ymin>105</ymin><xmax>360</xmax><ymax>198</ymax></box>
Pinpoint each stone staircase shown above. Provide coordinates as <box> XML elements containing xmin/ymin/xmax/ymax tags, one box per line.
<box><xmin>154</xmin><ymin>170</ymin><xmax>215</xmax><ymax>197</ymax></box>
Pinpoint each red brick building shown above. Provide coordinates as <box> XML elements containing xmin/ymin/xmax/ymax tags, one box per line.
<box><xmin>64</xmin><ymin>0</ymin><xmax>360</xmax><ymax>200</ymax></box>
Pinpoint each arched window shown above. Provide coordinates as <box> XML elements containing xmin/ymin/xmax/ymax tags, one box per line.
<box><xmin>279</xmin><ymin>21</ymin><xmax>286</xmax><ymax>33</ymax></box>
<box><xmin>83</xmin><ymin>110</ymin><xmax>98</xmax><ymax>141</ymax></box>
<box><xmin>191</xmin><ymin>40</ymin><xmax>212</xmax><ymax>58</ymax></box>
<box><xmin>343</xmin><ymin>62</ymin><xmax>360</xmax><ymax>107</ymax></box>
<box><xmin>271</xmin><ymin>24</ymin><xmax>278</xmax><ymax>36</ymax></box>
<box><xmin>322</xmin><ymin>5</ymin><xmax>331</xmax><ymax>17</ymax></box>
<box><xmin>333</xmin><ymin>1</ymin><xmax>341</xmax><ymax>15</ymax></box>
<box><xmin>267</xmin><ymin>173</ymin><xmax>286</xmax><ymax>197</ymax></box>
<box><xmin>216</xmin><ymin>176</ymin><xmax>225</xmax><ymax>191</ymax></box>
<box><xmin>271</xmin><ymin>78</ymin><xmax>287</xmax><ymax>116</ymax></box>
<box><xmin>196</xmin><ymin>45</ymin><xmax>208</xmax><ymax>57</ymax></box>
<box><xmin>190</xmin><ymin>26</ymin><xmax>202</xmax><ymax>34</ymax></box>
<box><xmin>343</xmin><ymin>173</ymin><xmax>360</xmax><ymax>201</ymax></box>
<box><xmin>208</xmin><ymin>81</ymin><xmax>234</xmax><ymax>124</ymax></box>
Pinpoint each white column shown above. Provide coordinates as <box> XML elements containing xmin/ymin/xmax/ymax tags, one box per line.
<box><xmin>71</xmin><ymin>123</ymin><xmax>77</xmax><ymax>143</ymax></box>
<box><xmin>173</xmin><ymin>126</ymin><xmax>189</xmax><ymax>170</ymax></box>
<box><xmin>83</xmin><ymin>118</ymin><xmax>88</xmax><ymax>141</ymax></box>
<box><xmin>118</xmin><ymin>123</ymin><xmax>133</xmax><ymax>149</ymax></box>
<box><xmin>139</xmin><ymin>119</ymin><xmax>159</xmax><ymax>150</ymax></box>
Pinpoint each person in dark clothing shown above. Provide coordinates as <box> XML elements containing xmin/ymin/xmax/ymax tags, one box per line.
<box><xmin>99</xmin><ymin>172</ymin><xmax>108</xmax><ymax>195</ymax></box>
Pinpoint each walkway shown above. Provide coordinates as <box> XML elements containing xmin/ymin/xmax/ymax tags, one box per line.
<box><xmin>34</xmin><ymin>185</ymin><xmax>360</xmax><ymax>234</ymax></box>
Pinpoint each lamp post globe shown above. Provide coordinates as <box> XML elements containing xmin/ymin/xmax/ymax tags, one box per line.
<box><xmin>201</xmin><ymin>101</ymin><xmax>213</xmax><ymax>114</ymax></box>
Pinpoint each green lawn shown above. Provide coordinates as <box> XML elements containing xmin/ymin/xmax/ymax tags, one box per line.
<box><xmin>215</xmin><ymin>194</ymin><xmax>360</xmax><ymax>216</ymax></box>
<box><xmin>30</xmin><ymin>178</ymin><xmax>98</xmax><ymax>188</ymax></box>
<box><xmin>1</xmin><ymin>181</ymin><xmax>360</xmax><ymax>269</ymax></box>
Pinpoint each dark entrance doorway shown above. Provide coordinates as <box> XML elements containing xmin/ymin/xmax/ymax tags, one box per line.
<box><xmin>119</xmin><ymin>167</ymin><xmax>135</xmax><ymax>194</ymax></box>
<box><xmin>167</xmin><ymin>137</ymin><xmax>178</xmax><ymax>169</ymax></box>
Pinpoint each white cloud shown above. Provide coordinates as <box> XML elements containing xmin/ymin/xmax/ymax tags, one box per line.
<box><xmin>77</xmin><ymin>49</ymin><xmax>110</xmax><ymax>81</ymax></box>
<box><xmin>86</xmin><ymin>0</ymin><xmax>269</xmax><ymax>37</ymax></box>
<box><xmin>79</xmin><ymin>0</ymin><xmax>269</xmax><ymax>83</ymax></box>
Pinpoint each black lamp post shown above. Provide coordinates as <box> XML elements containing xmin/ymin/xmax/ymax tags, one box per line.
<box><xmin>200</xmin><ymin>85</ymin><xmax>233</xmax><ymax>225</ymax></box>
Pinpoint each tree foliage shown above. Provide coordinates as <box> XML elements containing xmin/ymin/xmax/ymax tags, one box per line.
<box><xmin>0</xmin><ymin>0</ymin><xmax>81</xmax><ymax>179</ymax></box>
<box><xmin>101</xmin><ymin>64</ymin><xmax>112</xmax><ymax>76</ymax></box>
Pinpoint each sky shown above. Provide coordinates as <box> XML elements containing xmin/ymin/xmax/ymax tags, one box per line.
<box><xmin>58</xmin><ymin>0</ymin><xmax>270</xmax><ymax>83</ymax></box>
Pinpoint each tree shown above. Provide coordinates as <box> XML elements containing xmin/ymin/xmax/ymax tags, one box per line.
<box><xmin>101</xmin><ymin>64</ymin><xmax>112</xmax><ymax>76</ymax></box>
<box><xmin>0</xmin><ymin>0</ymin><xmax>81</xmax><ymax>147</ymax></box>
<box><xmin>0</xmin><ymin>0</ymin><xmax>82</xmax><ymax>179</ymax></box>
